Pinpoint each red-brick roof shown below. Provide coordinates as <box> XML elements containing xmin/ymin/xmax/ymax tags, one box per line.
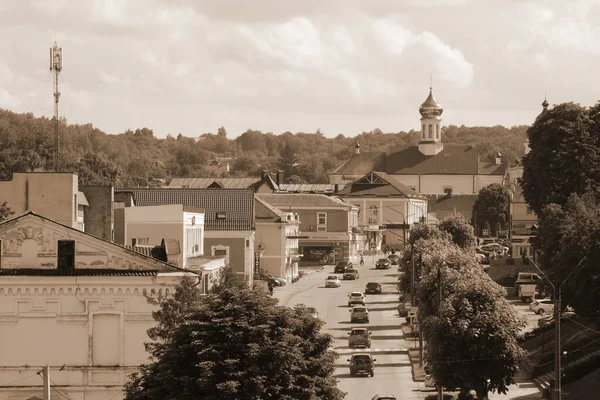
<box><xmin>337</xmin><ymin>171</ymin><xmax>427</xmax><ymax>199</ymax></box>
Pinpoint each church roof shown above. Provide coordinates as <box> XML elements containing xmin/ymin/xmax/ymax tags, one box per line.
<box><xmin>386</xmin><ymin>145</ymin><xmax>482</xmax><ymax>175</ymax></box>
<box><xmin>331</xmin><ymin>152</ymin><xmax>386</xmax><ymax>175</ymax></box>
<box><xmin>332</xmin><ymin>145</ymin><xmax>506</xmax><ymax>177</ymax></box>
<box><xmin>424</xmin><ymin>194</ymin><xmax>478</xmax><ymax>222</ymax></box>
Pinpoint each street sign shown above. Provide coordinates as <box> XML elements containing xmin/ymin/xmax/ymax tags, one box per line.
<box><xmin>409</xmin><ymin>307</ymin><xmax>419</xmax><ymax>324</ymax></box>
<box><xmin>370</xmin><ymin>242</ymin><xmax>376</xmax><ymax>249</ymax></box>
<box><xmin>254</xmin><ymin>252</ymin><xmax>260</xmax><ymax>275</ymax></box>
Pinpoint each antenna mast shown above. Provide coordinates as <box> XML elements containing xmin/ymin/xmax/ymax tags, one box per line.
<box><xmin>50</xmin><ymin>42</ymin><xmax>63</xmax><ymax>171</ymax></box>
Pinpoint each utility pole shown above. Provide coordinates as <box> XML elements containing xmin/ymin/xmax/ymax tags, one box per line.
<box><xmin>42</xmin><ymin>365</ymin><xmax>51</xmax><ymax>400</ymax></box>
<box><xmin>554</xmin><ymin>288</ymin><xmax>562</xmax><ymax>400</ymax></box>
<box><xmin>50</xmin><ymin>41</ymin><xmax>63</xmax><ymax>172</ymax></box>
<box><xmin>437</xmin><ymin>266</ymin><xmax>443</xmax><ymax>400</ymax></box>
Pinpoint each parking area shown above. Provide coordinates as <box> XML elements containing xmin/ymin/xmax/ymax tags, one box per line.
<box><xmin>507</xmin><ymin>298</ymin><xmax>543</xmax><ymax>333</ymax></box>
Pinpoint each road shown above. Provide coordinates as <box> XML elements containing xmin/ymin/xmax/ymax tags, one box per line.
<box><xmin>277</xmin><ymin>261</ymin><xmax>423</xmax><ymax>400</ymax></box>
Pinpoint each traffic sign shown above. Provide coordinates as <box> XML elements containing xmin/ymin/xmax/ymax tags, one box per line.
<box><xmin>370</xmin><ymin>242</ymin><xmax>376</xmax><ymax>249</ymax></box>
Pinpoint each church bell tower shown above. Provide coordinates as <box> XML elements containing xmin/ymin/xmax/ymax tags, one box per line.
<box><xmin>418</xmin><ymin>84</ymin><xmax>444</xmax><ymax>156</ymax></box>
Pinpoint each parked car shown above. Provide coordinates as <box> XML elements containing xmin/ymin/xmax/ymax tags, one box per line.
<box><xmin>538</xmin><ymin>310</ymin><xmax>576</xmax><ymax>327</ymax></box>
<box><xmin>350</xmin><ymin>306</ymin><xmax>369</xmax><ymax>323</ymax></box>
<box><xmin>334</xmin><ymin>260</ymin><xmax>353</xmax><ymax>273</ymax></box>
<box><xmin>348</xmin><ymin>353</ymin><xmax>376</xmax><ymax>377</ymax></box>
<box><xmin>479</xmin><ymin>243</ymin><xmax>509</xmax><ymax>255</ymax></box>
<box><xmin>388</xmin><ymin>254</ymin><xmax>400</xmax><ymax>265</ymax></box>
<box><xmin>343</xmin><ymin>268</ymin><xmax>359</xmax><ymax>280</ymax></box>
<box><xmin>260</xmin><ymin>273</ymin><xmax>286</xmax><ymax>286</ymax></box>
<box><xmin>375</xmin><ymin>258</ymin><xmax>391</xmax><ymax>269</ymax></box>
<box><xmin>371</xmin><ymin>396</ymin><xmax>397</xmax><ymax>400</ymax></box>
<box><xmin>325</xmin><ymin>275</ymin><xmax>341</xmax><ymax>288</ymax></box>
<box><xmin>348</xmin><ymin>327</ymin><xmax>372</xmax><ymax>348</ymax></box>
<box><xmin>365</xmin><ymin>282</ymin><xmax>382</xmax><ymax>294</ymax></box>
<box><xmin>529</xmin><ymin>298</ymin><xmax>554</xmax><ymax>315</ymax></box>
<box><xmin>348</xmin><ymin>291</ymin><xmax>366</xmax><ymax>306</ymax></box>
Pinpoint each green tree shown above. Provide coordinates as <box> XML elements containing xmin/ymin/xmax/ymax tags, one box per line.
<box><xmin>72</xmin><ymin>152</ymin><xmax>122</xmax><ymax>186</ymax></box>
<box><xmin>124</xmin><ymin>275</ymin><xmax>343</xmax><ymax>400</ymax></box>
<box><xmin>521</xmin><ymin>102</ymin><xmax>600</xmax><ymax>215</ymax></box>
<box><xmin>0</xmin><ymin>201</ymin><xmax>14</xmax><ymax>221</ymax></box>
<box><xmin>472</xmin><ymin>184</ymin><xmax>509</xmax><ymax>236</ymax></box>
<box><xmin>438</xmin><ymin>215</ymin><xmax>476</xmax><ymax>252</ymax></box>
<box><xmin>278</xmin><ymin>143</ymin><xmax>299</xmax><ymax>182</ymax></box>
<box><xmin>415</xmin><ymin>239</ymin><xmax>526</xmax><ymax>399</ymax></box>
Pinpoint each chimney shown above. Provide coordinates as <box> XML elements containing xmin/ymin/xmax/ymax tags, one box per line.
<box><xmin>355</xmin><ymin>142</ymin><xmax>360</xmax><ymax>155</ymax></box>
<box><xmin>276</xmin><ymin>170</ymin><xmax>284</xmax><ymax>185</ymax></box>
<box><xmin>334</xmin><ymin>184</ymin><xmax>339</xmax><ymax>193</ymax></box>
<box><xmin>495</xmin><ymin>151</ymin><xmax>502</xmax><ymax>165</ymax></box>
<box><xmin>261</xmin><ymin>170</ymin><xmax>267</xmax><ymax>181</ymax></box>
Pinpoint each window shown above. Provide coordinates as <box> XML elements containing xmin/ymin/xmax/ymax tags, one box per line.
<box><xmin>132</xmin><ymin>238</ymin><xmax>149</xmax><ymax>246</ymax></box>
<box><xmin>436</xmin><ymin>125</ymin><xmax>440</xmax><ymax>139</ymax></box>
<box><xmin>211</xmin><ymin>245</ymin><xmax>230</xmax><ymax>266</ymax></box>
<box><xmin>216</xmin><ymin>212</ymin><xmax>227</xmax><ymax>219</ymax></box>
<box><xmin>526</xmin><ymin>207</ymin><xmax>533</xmax><ymax>215</ymax></box>
<box><xmin>422</xmin><ymin>124</ymin><xmax>425</xmax><ymax>137</ymax></box>
<box><xmin>185</xmin><ymin>228</ymin><xmax>202</xmax><ymax>256</ymax></box>
<box><xmin>317</xmin><ymin>226</ymin><xmax>327</xmax><ymax>232</ymax></box>
<box><xmin>317</xmin><ymin>212</ymin><xmax>327</xmax><ymax>225</ymax></box>
<box><xmin>428</xmin><ymin>124</ymin><xmax>433</xmax><ymax>138</ymax></box>
<box><xmin>368</xmin><ymin>205</ymin><xmax>378</xmax><ymax>224</ymax></box>
<box><xmin>57</xmin><ymin>240</ymin><xmax>75</xmax><ymax>270</ymax></box>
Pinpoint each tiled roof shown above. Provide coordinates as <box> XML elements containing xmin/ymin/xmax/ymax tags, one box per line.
<box><xmin>337</xmin><ymin>171</ymin><xmax>426</xmax><ymax>199</ymax></box>
<box><xmin>424</xmin><ymin>194</ymin><xmax>478</xmax><ymax>222</ymax></box>
<box><xmin>332</xmin><ymin>145</ymin><xmax>505</xmax><ymax>177</ymax></box>
<box><xmin>169</xmin><ymin>177</ymin><xmax>260</xmax><ymax>189</ymax></box>
<box><xmin>278</xmin><ymin>183</ymin><xmax>340</xmax><ymax>194</ymax></box>
<box><xmin>386</xmin><ymin>145</ymin><xmax>482</xmax><ymax>175</ymax></box>
<box><xmin>117</xmin><ymin>188</ymin><xmax>254</xmax><ymax>231</ymax></box>
<box><xmin>0</xmin><ymin>268</ymin><xmax>159</xmax><ymax>277</ymax></box>
<box><xmin>331</xmin><ymin>152</ymin><xmax>386</xmax><ymax>175</ymax></box>
<box><xmin>256</xmin><ymin>193</ymin><xmax>354</xmax><ymax>208</ymax></box>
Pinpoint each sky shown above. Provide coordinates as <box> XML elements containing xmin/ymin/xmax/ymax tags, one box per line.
<box><xmin>0</xmin><ymin>0</ymin><xmax>599</xmax><ymax>139</ymax></box>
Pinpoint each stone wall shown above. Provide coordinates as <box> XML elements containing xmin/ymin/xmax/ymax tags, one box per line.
<box><xmin>487</xmin><ymin>258</ymin><xmax>539</xmax><ymax>288</ymax></box>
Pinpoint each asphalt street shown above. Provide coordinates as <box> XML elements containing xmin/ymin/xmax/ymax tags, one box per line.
<box><xmin>275</xmin><ymin>260</ymin><xmax>423</xmax><ymax>400</ymax></box>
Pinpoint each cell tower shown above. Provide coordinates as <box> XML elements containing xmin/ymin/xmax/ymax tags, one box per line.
<box><xmin>49</xmin><ymin>42</ymin><xmax>63</xmax><ymax>171</ymax></box>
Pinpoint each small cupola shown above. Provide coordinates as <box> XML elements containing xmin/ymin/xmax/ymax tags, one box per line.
<box><xmin>495</xmin><ymin>151</ymin><xmax>502</xmax><ymax>165</ymax></box>
<box><xmin>355</xmin><ymin>142</ymin><xmax>360</xmax><ymax>155</ymax></box>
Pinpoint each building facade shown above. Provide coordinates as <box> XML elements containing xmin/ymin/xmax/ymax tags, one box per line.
<box><xmin>0</xmin><ymin>212</ymin><xmax>193</xmax><ymax>400</ymax></box>
<box><xmin>329</xmin><ymin>88</ymin><xmax>506</xmax><ymax>195</ymax></box>
<box><xmin>118</xmin><ymin>204</ymin><xmax>205</xmax><ymax>268</ymax></box>
<box><xmin>115</xmin><ymin>188</ymin><xmax>256</xmax><ymax>285</ymax></box>
<box><xmin>337</xmin><ymin>171</ymin><xmax>428</xmax><ymax>251</ymax></box>
<box><xmin>254</xmin><ymin>196</ymin><xmax>300</xmax><ymax>281</ymax></box>
<box><xmin>257</xmin><ymin>194</ymin><xmax>360</xmax><ymax>265</ymax></box>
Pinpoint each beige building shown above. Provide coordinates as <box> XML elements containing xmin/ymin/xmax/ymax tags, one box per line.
<box><xmin>0</xmin><ymin>172</ymin><xmax>88</xmax><ymax>229</ymax></box>
<box><xmin>115</xmin><ymin>188</ymin><xmax>256</xmax><ymax>286</ymax></box>
<box><xmin>329</xmin><ymin>88</ymin><xmax>506</xmax><ymax>195</ymax></box>
<box><xmin>508</xmin><ymin>162</ymin><xmax>537</xmax><ymax>258</ymax></box>
<box><xmin>257</xmin><ymin>194</ymin><xmax>360</xmax><ymax>265</ymax></box>
<box><xmin>117</xmin><ymin>204</ymin><xmax>205</xmax><ymax>268</ymax></box>
<box><xmin>0</xmin><ymin>211</ymin><xmax>195</xmax><ymax>400</ymax></box>
<box><xmin>254</xmin><ymin>196</ymin><xmax>300</xmax><ymax>281</ymax></box>
<box><xmin>337</xmin><ymin>171</ymin><xmax>428</xmax><ymax>251</ymax></box>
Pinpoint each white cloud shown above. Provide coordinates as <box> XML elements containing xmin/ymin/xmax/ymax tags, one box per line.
<box><xmin>0</xmin><ymin>87</ymin><xmax>22</xmax><ymax>108</ymax></box>
<box><xmin>420</xmin><ymin>32</ymin><xmax>474</xmax><ymax>88</ymax></box>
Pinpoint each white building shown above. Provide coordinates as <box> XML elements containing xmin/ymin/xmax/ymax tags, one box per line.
<box><xmin>0</xmin><ymin>211</ymin><xmax>197</xmax><ymax>400</ymax></box>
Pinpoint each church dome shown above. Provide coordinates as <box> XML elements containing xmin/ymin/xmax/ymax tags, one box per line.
<box><xmin>419</xmin><ymin>88</ymin><xmax>443</xmax><ymax>118</ymax></box>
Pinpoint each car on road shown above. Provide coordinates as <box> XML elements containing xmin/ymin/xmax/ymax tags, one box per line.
<box><xmin>343</xmin><ymin>268</ymin><xmax>359</xmax><ymax>280</ymax></box>
<box><xmin>365</xmin><ymin>282</ymin><xmax>382</xmax><ymax>294</ymax></box>
<box><xmin>348</xmin><ymin>327</ymin><xmax>372</xmax><ymax>348</ymax></box>
<box><xmin>529</xmin><ymin>298</ymin><xmax>554</xmax><ymax>315</ymax></box>
<box><xmin>348</xmin><ymin>353</ymin><xmax>376</xmax><ymax>377</ymax></box>
<box><xmin>479</xmin><ymin>243</ymin><xmax>509</xmax><ymax>255</ymax></box>
<box><xmin>348</xmin><ymin>291</ymin><xmax>366</xmax><ymax>306</ymax></box>
<box><xmin>334</xmin><ymin>260</ymin><xmax>353</xmax><ymax>273</ymax></box>
<box><xmin>350</xmin><ymin>305</ymin><xmax>369</xmax><ymax>323</ymax></box>
<box><xmin>375</xmin><ymin>258</ymin><xmax>391</xmax><ymax>269</ymax></box>
<box><xmin>325</xmin><ymin>275</ymin><xmax>341</xmax><ymax>288</ymax></box>
<box><xmin>388</xmin><ymin>254</ymin><xmax>400</xmax><ymax>265</ymax></box>
<box><xmin>371</xmin><ymin>396</ymin><xmax>397</xmax><ymax>400</ymax></box>
<box><xmin>260</xmin><ymin>273</ymin><xmax>287</xmax><ymax>286</ymax></box>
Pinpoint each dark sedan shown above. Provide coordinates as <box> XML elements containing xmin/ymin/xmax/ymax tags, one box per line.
<box><xmin>334</xmin><ymin>261</ymin><xmax>352</xmax><ymax>273</ymax></box>
<box><xmin>375</xmin><ymin>258</ymin><xmax>391</xmax><ymax>269</ymax></box>
<box><xmin>365</xmin><ymin>282</ymin><xmax>382</xmax><ymax>294</ymax></box>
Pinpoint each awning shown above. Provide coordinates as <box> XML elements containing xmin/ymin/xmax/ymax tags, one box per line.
<box><xmin>78</xmin><ymin>191</ymin><xmax>90</xmax><ymax>206</ymax></box>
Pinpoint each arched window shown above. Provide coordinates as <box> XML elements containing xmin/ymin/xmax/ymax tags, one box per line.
<box><xmin>428</xmin><ymin>124</ymin><xmax>433</xmax><ymax>138</ymax></box>
<box><xmin>436</xmin><ymin>124</ymin><xmax>440</xmax><ymax>139</ymax></box>
<box><xmin>422</xmin><ymin>124</ymin><xmax>426</xmax><ymax>138</ymax></box>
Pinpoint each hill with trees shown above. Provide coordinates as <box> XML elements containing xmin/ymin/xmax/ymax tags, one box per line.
<box><xmin>0</xmin><ymin>108</ymin><xmax>528</xmax><ymax>186</ymax></box>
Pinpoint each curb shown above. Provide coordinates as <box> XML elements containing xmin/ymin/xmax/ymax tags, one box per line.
<box><xmin>401</xmin><ymin>323</ymin><xmax>427</xmax><ymax>383</ymax></box>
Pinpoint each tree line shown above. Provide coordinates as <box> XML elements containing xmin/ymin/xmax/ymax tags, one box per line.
<box><xmin>0</xmin><ymin>108</ymin><xmax>528</xmax><ymax>186</ymax></box>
